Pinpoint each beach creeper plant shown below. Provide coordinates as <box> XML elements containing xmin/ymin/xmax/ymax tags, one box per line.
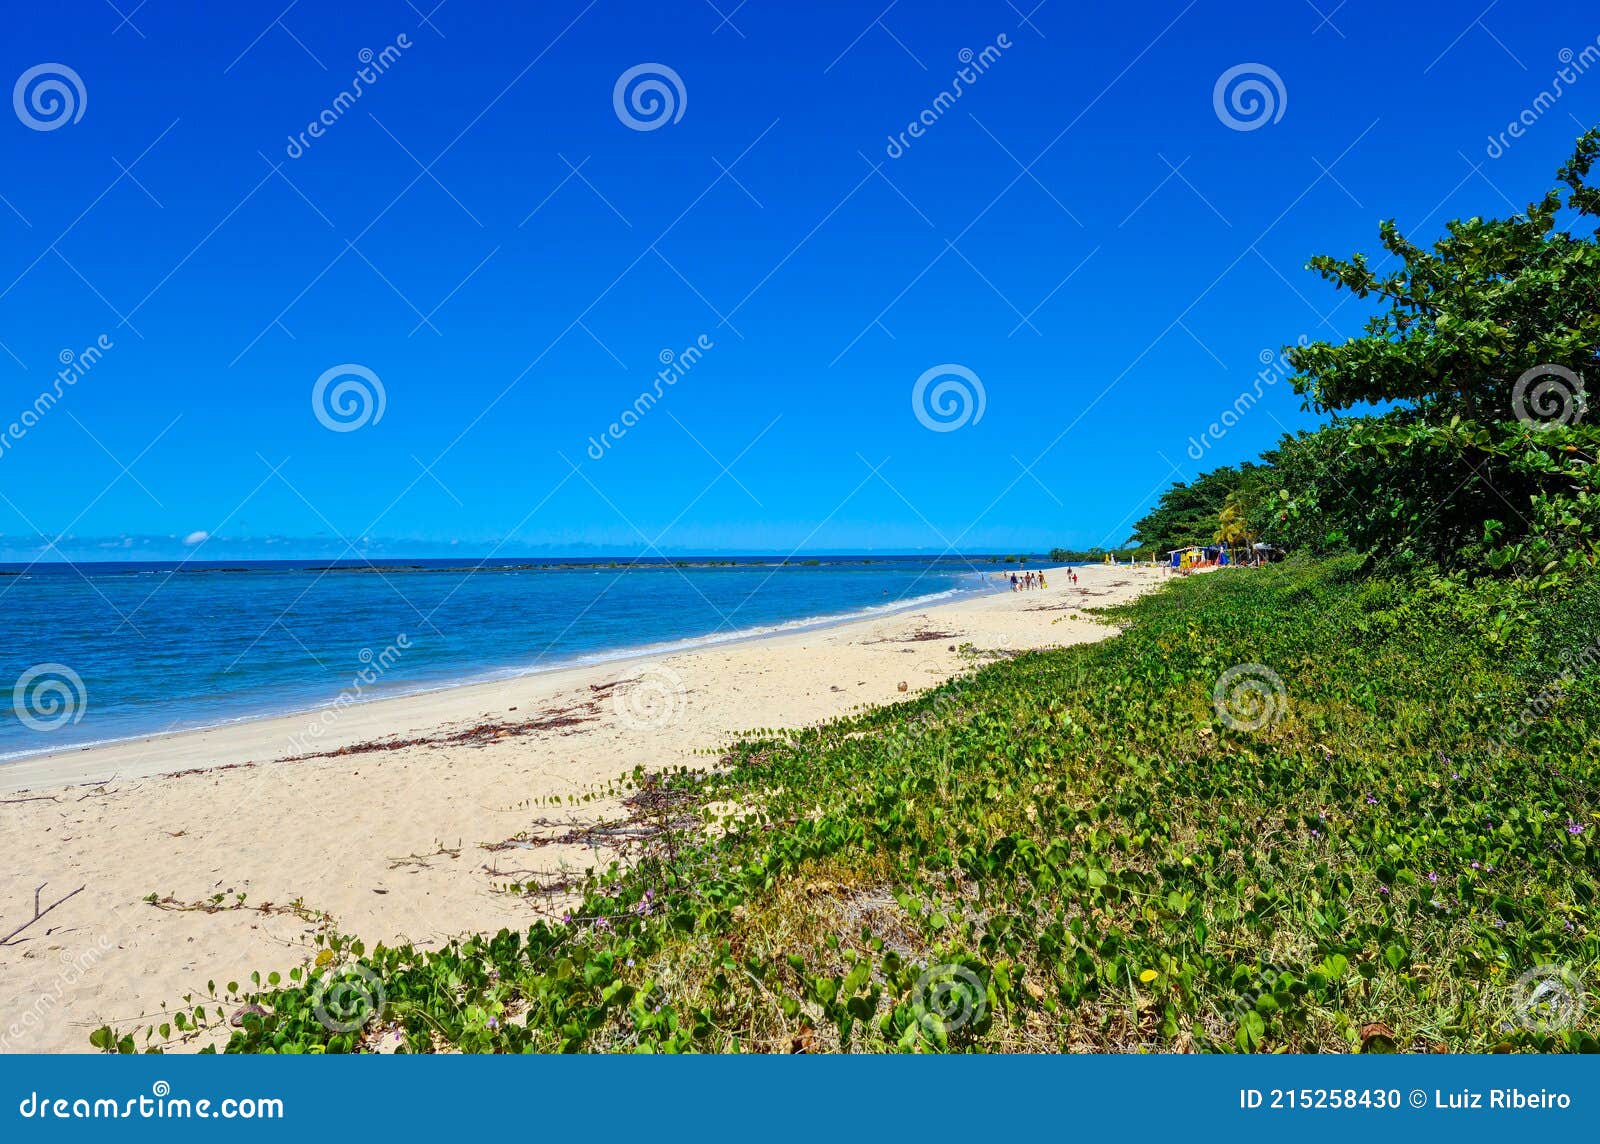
<box><xmin>112</xmin><ymin>556</ymin><xmax>1599</xmax><ymax>1054</ymax></box>
<box><xmin>102</xmin><ymin>132</ymin><xmax>1600</xmax><ymax>1058</ymax></box>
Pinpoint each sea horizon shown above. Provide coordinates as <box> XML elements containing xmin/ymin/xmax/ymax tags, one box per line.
<box><xmin>0</xmin><ymin>550</ymin><xmax>1084</xmax><ymax>569</ymax></box>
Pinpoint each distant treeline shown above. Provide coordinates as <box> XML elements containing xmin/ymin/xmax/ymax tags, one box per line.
<box><xmin>974</xmin><ymin>550</ymin><xmax>1145</xmax><ymax>565</ymax></box>
<box><xmin>1043</xmin><ymin>548</ymin><xmax>1143</xmax><ymax>563</ymax></box>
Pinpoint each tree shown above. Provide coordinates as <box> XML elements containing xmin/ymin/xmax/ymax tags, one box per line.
<box><xmin>1214</xmin><ymin>493</ymin><xmax>1251</xmax><ymax>547</ymax></box>
<box><xmin>1290</xmin><ymin>130</ymin><xmax>1600</xmax><ymax>420</ymax></box>
<box><xmin>1127</xmin><ymin>464</ymin><xmax>1266</xmax><ymax>552</ymax></box>
<box><xmin>1279</xmin><ymin>130</ymin><xmax>1600</xmax><ymax>575</ymax></box>
<box><xmin>1130</xmin><ymin>131</ymin><xmax>1600</xmax><ymax>579</ymax></box>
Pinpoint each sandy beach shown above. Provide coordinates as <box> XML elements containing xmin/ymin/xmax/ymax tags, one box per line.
<box><xmin>0</xmin><ymin>563</ymin><xmax>1160</xmax><ymax>1053</ymax></box>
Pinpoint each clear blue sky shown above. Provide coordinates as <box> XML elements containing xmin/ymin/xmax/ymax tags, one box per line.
<box><xmin>2</xmin><ymin>0</ymin><xmax>1596</xmax><ymax>559</ymax></box>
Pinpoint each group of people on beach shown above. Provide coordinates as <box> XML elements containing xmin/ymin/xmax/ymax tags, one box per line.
<box><xmin>989</xmin><ymin>567</ymin><xmax>1080</xmax><ymax>592</ymax></box>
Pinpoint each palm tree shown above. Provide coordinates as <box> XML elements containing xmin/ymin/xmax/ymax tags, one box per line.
<box><xmin>1214</xmin><ymin>492</ymin><xmax>1251</xmax><ymax>548</ymax></box>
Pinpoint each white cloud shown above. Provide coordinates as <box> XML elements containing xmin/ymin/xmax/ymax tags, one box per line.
<box><xmin>182</xmin><ymin>530</ymin><xmax>209</xmax><ymax>546</ymax></box>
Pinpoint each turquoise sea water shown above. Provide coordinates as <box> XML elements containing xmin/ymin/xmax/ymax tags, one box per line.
<box><xmin>0</xmin><ymin>557</ymin><xmax>997</xmax><ymax>763</ymax></box>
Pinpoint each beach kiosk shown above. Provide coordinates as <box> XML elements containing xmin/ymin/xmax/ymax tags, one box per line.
<box><xmin>1168</xmin><ymin>545</ymin><xmax>1233</xmax><ymax>571</ymax></box>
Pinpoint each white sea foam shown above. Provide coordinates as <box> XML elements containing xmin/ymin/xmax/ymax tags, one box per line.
<box><xmin>0</xmin><ymin>580</ymin><xmax>992</xmax><ymax>765</ymax></box>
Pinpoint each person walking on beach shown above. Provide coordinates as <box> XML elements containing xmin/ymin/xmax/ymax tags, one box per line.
<box><xmin>1010</xmin><ymin>572</ymin><xmax>1019</xmax><ymax>591</ymax></box>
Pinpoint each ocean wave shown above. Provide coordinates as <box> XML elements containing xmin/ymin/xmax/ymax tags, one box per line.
<box><xmin>0</xmin><ymin>578</ymin><xmax>992</xmax><ymax>766</ymax></box>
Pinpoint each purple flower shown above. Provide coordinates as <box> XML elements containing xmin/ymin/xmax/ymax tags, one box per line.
<box><xmin>1309</xmin><ymin>828</ymin><xmax>1321</xmax><ymax>838</ymax></box>
<box><xmin>1567</xmin><ymin>820</ymin><xmax>1586</xmax><ymax>836</ymax></box>
<box><xmin>1427</xmin><ymin>872</ymin><xmax>1439</xmax><ymax>884</ymax></box>
<box><xmin>1378</xmin><ymin>884</ymin><xmax>1389</xmax><ymax>895</ymax></box>
<box><xmin>1365</xmin><ymin>795</ymin><xmax>1378</xmax><ymax>805</ymax></box>
<box><xmin>487</xmin><ymin>1017</ymin><xmax>499</xmax><ymax>1031</ymax></box>
<box><xmin>1470</xmin><ymin>861</ymin><xmax>1480</xmax><ymax>870</ymax></box>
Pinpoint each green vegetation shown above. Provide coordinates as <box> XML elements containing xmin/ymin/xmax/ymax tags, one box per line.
<box><xmin>1047</xmin><ymin>547</ymin><xmax>1141</xmax><ymax>563</ymax></box>
<box><xmin>1129</xmin><ymin>130</ymin><xmax>1600</xmax><ymax>579</ymax></box>
<box><xmin>1123</xmin><ymin>466</ymin><xmax>1268</xmax><ymax>555</ymax></box>
<box><xmin>100</xmin><ymin>133</ymin><xmax>1600</xmax><ymax>1058</ymax></box>
<box><xmin>108</xmin><ymin>558</ymin><xmax>1597</xmax><ymax>1053</ymax></box>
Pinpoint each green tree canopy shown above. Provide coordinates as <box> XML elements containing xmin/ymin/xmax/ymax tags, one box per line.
<box><xmin>1290</xmin><ymin>131</ymin><xmax>1600</xmax><ymax>420</ymax></box>
<box><xmin>1126</xmin><ymin>463</ymin><xmax>1267</xmax><ymax>552</ymax></box>
<box><xmin>1127</xmin><ymin>130</ymin><xmax>1600</xmax><ymax>582</ymax></box>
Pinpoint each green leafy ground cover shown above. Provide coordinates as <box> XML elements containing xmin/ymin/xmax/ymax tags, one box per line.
<box><xmin>111</xmin><ymin>558</ymin><xmax>1599</xmax><ymax>1053</ymax></box>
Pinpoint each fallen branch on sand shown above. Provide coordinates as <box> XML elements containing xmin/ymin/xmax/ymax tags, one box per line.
<box><xmin>1</xmin><ymin>883</ymin><xmax>86</xmax><ymax>946</ymax></box>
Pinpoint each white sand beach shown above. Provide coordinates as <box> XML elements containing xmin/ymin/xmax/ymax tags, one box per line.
<box><xmin>0</xmin><ymin>564</ymin><xmax>1160</xmax><ymax>1053</ymax></box>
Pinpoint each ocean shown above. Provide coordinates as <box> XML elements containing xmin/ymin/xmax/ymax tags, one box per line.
<box><xmin>0</xmin><ymin>556</ymin><xmax>1001</xmax><ymax>762</ymax></box>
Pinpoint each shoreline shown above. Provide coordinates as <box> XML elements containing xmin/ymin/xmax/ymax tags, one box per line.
<box><xmin>0</xmin><ymin>563</ymin><xmax>1160</xmax><ymax>1052</ymax></box>
<box><xmin>0</xmin><ymin>578</ymin><xmax>998</xmax><ymax>782</ymax></box>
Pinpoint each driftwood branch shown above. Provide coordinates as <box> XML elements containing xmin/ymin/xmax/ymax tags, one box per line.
<box><xmin>0</xmin><ymin>883</ymin><xmax>86</xmax><ymax>946</ymax></box>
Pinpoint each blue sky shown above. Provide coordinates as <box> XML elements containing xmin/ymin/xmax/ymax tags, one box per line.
<box><xmin>1</xmin><ymin>0</ymin><xmax>1596</xmax><ymax>559</ymax></box>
